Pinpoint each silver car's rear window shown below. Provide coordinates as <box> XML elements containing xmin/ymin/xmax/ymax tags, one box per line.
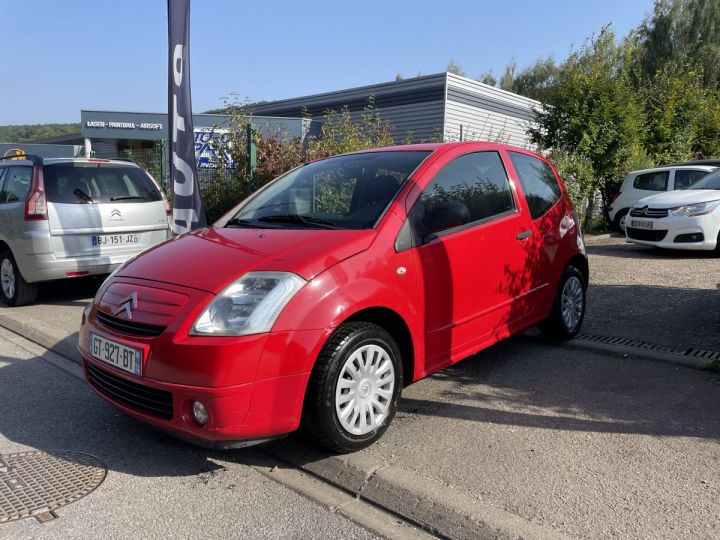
<box><xmin>43</xmin><ymin>163</ymin><xmax>161</xmax><ymax>204</ymax></box>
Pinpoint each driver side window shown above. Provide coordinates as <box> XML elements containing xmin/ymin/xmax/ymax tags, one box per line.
<box><xmin>419</xmin><ymin>151</ymin><xmax>514</xmax><ymax>222</ymax></box>
<box><xmin>397</xmin><ymin>152</ymin><xmax>515</xmax><ymax>251</ymax></box>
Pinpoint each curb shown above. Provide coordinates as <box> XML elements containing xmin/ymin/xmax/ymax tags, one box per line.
<box><xmin>0</xmin><ymin>313</ymin><xmax>80</xmax><ymax>364</ymax></box>
<box><xmin>265</xmin><ymin>438</ymin><xmax>566</xmax><ymax>540</ymax></box>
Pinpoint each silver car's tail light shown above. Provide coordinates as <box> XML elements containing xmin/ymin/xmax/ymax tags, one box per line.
<box><xmin>24</xmin><ymin>165</ymin><xmax>47</xmax><ymax>221</ymax></box>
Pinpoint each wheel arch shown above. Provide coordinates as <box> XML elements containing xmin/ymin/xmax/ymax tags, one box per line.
<box><xmin>566</xmin><ymin>254</ymin><xmax>589</xmax><ymax>288</ymax></box>
<box><xmin>342</xmin><ymin>306</ymin><xmax>415</xmax><ymax>386</ymax></box>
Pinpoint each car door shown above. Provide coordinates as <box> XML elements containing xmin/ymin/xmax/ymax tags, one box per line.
<box><xmin>402</xmin><ymin>150</ymin><xmax>538</xmax><ymax>372</ymax></box>
<box><xmin>506</xmin><ymin>150</ymin><xmax>569</xmax><ymax>308</ymax></box>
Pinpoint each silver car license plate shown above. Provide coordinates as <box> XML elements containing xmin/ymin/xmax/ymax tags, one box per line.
<box><xmin>89</xmin><ymin>332</ymin><xmax>142</xmax><ymax>376</ymax></box>
<box><xmin>92</xmin><ymin>234</ymin><xmax>139</xmax><ymax>246</ymax></box>
<box><xmin>630</xmin><ymin>219</ymin><xmax>653</xmax><ymax>230</ymax></box>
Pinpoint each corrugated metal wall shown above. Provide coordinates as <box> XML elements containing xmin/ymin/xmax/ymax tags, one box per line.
<box><xmin>444</xmin><ymin>74</ymin><xmax>540</xmax><ymax>148</ymax></box>
<box><xmin>249</xmin><ymin>73</ymin><xmax>541</xmax><ymax>146</ymax></box>
<box><xmin>250</xmin><ymin>74</ymin><xmax>447</xmax><ymax>143</ymax></box>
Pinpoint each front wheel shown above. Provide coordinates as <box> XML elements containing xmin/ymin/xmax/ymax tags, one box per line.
<box><xmin>613</xmin><ymin>208</ymin><xmax>629</xmax><ymax>232</ymax></box>
<box><xmin>0</xmin><ymin>250</ymin><xmax>38</xmax><ymax>306</ymax></box>
<box><xmin>301</xmin><ymin>322</ymin><xmax>402</xmax><ymax>453</ymax></box>
<box><xmin>539</xmin><ymin>265</ymin><xmax>586</xmax><ymax>341</ymax></box>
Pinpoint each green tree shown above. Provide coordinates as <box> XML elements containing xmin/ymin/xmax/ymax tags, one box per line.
<box><xmin>529</xmin><ymin>28</ymin><xmax>646</xmax><ymax>223</ymax></box>
<box><xmin>635</xmin><ymin>0</ymin><xmax>720</xmax><ymax>87</ymax></box>
<box><xmin>510</xmin><ymin>57</ymin><xmax>560</xmax><ymax>102</ymax></box>
<box><xmin>446</xmin><ymin>59</ymin><xmax>466</xmax><ymax>77</ymax></box>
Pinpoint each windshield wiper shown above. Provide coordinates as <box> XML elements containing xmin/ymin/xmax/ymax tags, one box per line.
<box><xmin>73</xmin><ymin>188</ymin><xmax>93</xmax><ymax>203</ymax></box>
<box><xmin>110</xmin><ymin>195</ymin><xmax>152</xmax><ymax>201</ymax></box>
<box><xmin>257</xmin><ymin>214</ymin><xmax>339</xmax><ymax>229</ymax></box>
<box><xmin>225</xmin><ymin>217</ymin><xmax>267</xmax><ymax>228</ymax></box>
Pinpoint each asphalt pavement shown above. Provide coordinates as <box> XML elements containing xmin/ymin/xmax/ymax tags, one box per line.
<box><xmin>0</xmin><ymin>332</ymin><xmax>385</xmax><ymax>540</ymax></box>
<box><xmin>1</xmin><ymin>234</ymin><xmax>719</xmax><ymax>538</ymax></box>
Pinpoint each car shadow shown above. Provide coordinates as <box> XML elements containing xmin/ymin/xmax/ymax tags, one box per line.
<box><xmin>586</xmin><ymin>240</ymin><xmax>718</xmax><ymax>260</ymax></box>
<box><xmin>0</xmin><ymin>352</ymin><xmax>262</xmax><ymax>478</ymax></box>
<box><xmin>395</xmin><ymin>337</ymin><xmax>720</xmax><ymax>440</ymax></box>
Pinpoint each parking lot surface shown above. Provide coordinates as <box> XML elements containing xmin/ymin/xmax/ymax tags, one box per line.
<box><xmin>1</xmin><ymin>232</ymin><xmax>719</xmax><ymax>538</ymax></box>
<box><xmin>584</xmin><ymin>233</ymin><xmax>720</xmax><ymax>351</ymax></box>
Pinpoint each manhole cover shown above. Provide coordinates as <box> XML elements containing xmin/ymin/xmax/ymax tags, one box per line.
<box><xmin>0</xmin><ymin>451</ymin><xmax>106</xmax><ymax>523</ymax></box>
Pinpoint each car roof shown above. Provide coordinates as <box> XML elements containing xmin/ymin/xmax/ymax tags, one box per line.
<box><xmin>0</xmin><ymin>157</ymin><xmax>141</xmax><ymax>167</ymax></box>
<box><xmin>662</xmin><ymin>159</ymin><xmax>720</xmax><ymax>167</ymax></box>
<box><xmin>42</xmin><ymin>158</ymin><xmax>141</xmax><ymax>167</ymax></box>
<box><xmin>628</xmin><ymin>164</ymin><xmax>717</xmax><ymax>175</ymax></box>
<box><xmin>336</xmin><ymin>141</ymin><xmax>544</xmax><ymax>158</ymax></box>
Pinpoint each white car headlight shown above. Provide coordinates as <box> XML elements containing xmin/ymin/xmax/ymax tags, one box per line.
<box><xmin>191</xmin><ymin>272</ymin><xmax>306</xmax><ymax>336</ymax></box>
<box><xmin>670</xmin><ymin>200</ymin><xmax>720</xmax><ymax>216</ymax></box>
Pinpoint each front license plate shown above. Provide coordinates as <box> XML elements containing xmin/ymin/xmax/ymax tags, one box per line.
<box><xmin>630</xmin><ymin>219</ymin><xmax>653</xmax><ymax>230</ymax></box>
<box><xmin>89</xmin><ymin>332</ymin><xmax>142</xmax><ymax>376</ymax></box>
<box><xmin>92</xmin><ymin>234</ymin><xmax>139</xmax><ymax>246</ymax></box>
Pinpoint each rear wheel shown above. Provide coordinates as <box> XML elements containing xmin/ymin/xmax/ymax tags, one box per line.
<box><xmin>301</xmin><ymin>322</ymin><xmax>402</xmax><ymax>453</ymax></box>
<box><xmin>0</xmin><ymin>250</ymin><xmax>38</xmax><ymax>306</ymax></box>
<box><xmin>539</xmin><ymin>265</ymin><xmax>586</xmax><ymax>341</ymax></box>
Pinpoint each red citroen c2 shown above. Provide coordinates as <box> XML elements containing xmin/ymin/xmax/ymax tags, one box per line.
<box><xmin>78</xmin><ymin>142</ymin><xmax>588</xmax><ymax>453</ymax></box>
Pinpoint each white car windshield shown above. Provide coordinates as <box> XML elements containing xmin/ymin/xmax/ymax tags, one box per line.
<box><xmin>685</xmin><ymin>170</ymin><xmax>720</xmax><ymax>190</ymax></box>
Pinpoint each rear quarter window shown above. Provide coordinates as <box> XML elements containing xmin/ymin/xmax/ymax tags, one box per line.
<box><xmin>0</xmin><ymin>166</ymin><xmax>32</xmax><ymax>203</ymax></box>
<box><xmin>43</xmin><ymin>163</ymin><xmax>161</xmax><ymax>204</ymax></box>
<box><xmin>633</xmin><ymin>171</ymin><xmax>669</xmax><ymax>191</ymax></box>
<box><xmin>674</xmin><ymin>169</ymin><xmax>709</xmax><ymax>190</ymax></box>
<box><xmin>507</xmin><ymin>152</ymin><xmax>562</xmax><ymax>219</ymax></box>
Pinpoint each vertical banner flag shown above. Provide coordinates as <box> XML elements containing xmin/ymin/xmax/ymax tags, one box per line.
<box><xmin>168</xmin><ymin>0</ymin><xmax>206</xmax><ymax>234</ymax></box>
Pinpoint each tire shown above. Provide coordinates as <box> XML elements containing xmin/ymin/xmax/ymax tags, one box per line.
<box><xmin>301</xmin><ymin>322</ymin><xmax>402</xmax><ymax>453</ymax></box>
<box><xmin>0</xmin><ymin>250</ymin><xmax>38</xmax><ymax>306</ymax></box>
<box><xmin>613</xmin><ymin>208</ymin><xmax>629</xmax><ymax>232</ymax></box>
<box><xmin>539</xmin><ymin>265</ymin><xmax>586</xmax><ymax>341</ymax></box>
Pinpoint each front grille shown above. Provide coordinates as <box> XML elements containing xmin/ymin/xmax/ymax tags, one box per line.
<box><xmin>626</xmin><ymin>228</ymin><xmax>668</xmax><ymax>242</ymax></box>
<box><xmin>629</xmin><ymin>207</ymin><xmax>669</xmax><ymax>218</ymax></box>
<box><xmin>96</xmin><ymin>310</ymin><xmax>165</xmax><ymax>338</ymax></box>
<box><xmin>87</xmin><ymin>363</ymin><xmax>173</xmax><ymax>420</ymax></box>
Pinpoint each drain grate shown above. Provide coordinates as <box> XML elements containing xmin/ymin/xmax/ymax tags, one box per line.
<box><xmin>576</xmin><ymin>333</ymin><xmax>720</xmax><ymax>362</ymax></box>
<box><xmin>0</xmin><ymin>451</ymin><xmax>106</xmax><ymax>523</ymax></box>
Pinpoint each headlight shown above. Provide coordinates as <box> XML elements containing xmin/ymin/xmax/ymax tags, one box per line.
<box><xmin>191</xmin><ymin>272</ymin><xmax>306</xmax><ymax>336</ymax></box>
<box><xmin>670</xmin><ymin>200</ymin><xmax>720</xmax><ymax>216</ymax></box>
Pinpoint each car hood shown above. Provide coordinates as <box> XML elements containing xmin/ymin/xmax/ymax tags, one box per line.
<box><xmin>116</xmin><ymin>226</ymin><xmax>376</xmax><ymax>293</ymax></box>
<box><xmin>637</xmin><ymin>189</ymin><xmax>720</xmax><ymax>208</ymax></box>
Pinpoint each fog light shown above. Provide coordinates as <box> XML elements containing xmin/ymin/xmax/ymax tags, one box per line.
<box><xmin>192</xmin><ymin>401</ymin><xmax>208</xmax><ymax>426</ymax></box>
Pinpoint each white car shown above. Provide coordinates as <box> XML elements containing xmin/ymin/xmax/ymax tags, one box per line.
<box><xmin>609</xmin><ymin>165</ymin><xmax>717</xmax><ymax>231</ymax></box>
<box><xmin>625</xmin><ymin>169</ymin><xmax>720</xmax><ymax>252</ymax></box>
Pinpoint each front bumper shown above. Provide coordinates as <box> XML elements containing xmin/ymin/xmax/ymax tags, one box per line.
<box><xmin>625</xmin><ymin>212</ymin><xmax>719</xmax><ymax>251</ymax></box>
<box><xmin>80</xmin><ymin>354</ymin><xmax>311</xmax><ymax>447</ymax></box>
<box><xmin>78</xmin><ymin>302</ymin><xmax>326</xmax><ymax>447</ymax></box>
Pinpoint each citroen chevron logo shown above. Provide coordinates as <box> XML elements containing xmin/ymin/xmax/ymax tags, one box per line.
<box><xmin>113</xmin><ymin>292</ymin><xmax>138</xmax><ymax>320</ymax></box>
<box><xmin>111</xmin><ymin>209</ymin><xmax>122</xmax><ymax>219</ymax></box>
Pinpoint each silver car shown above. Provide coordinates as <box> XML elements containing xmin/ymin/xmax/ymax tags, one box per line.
<box><xmin>0</xmin><ymin>155</ymin><xmax>171</xmax><ymax>306</ymax></box>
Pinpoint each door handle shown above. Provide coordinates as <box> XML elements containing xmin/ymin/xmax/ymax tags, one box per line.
<box><xmin>516</xmin><ymin>230</ymin><xmax>532</xmax><ymax>240</ymax></box>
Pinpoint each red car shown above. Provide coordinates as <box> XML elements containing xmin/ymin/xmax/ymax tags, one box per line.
<box><xmin>78</xmin><ymin>142</ymin><xmax>588</xmax><ymax>453</ymax></box>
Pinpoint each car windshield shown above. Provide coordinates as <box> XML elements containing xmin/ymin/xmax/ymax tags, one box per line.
<box><xmin>43</xmin><ymin>163</ymin><xmax>162</xmax><ymax>204</ymax></box>
<box><xmin>225</xmin><ymin>151</ymin><xmax>430</xmax><ymax>229</ymax></box>
<box><xmin>685</xmin><ymin>169</ymin><xmax>720</xmax><ymax>190</ymax></box>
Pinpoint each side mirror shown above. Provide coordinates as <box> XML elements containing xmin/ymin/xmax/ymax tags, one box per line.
<box><xmin>422</xmin><ymin>201</ymin><xmax>470</xmax><ymax>231</ymax></box>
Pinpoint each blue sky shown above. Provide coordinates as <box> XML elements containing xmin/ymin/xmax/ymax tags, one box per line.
<box><xmin>1</xmin><ymin>0</ymin><xmax>655</xmax><ymax>125</ymax></box>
